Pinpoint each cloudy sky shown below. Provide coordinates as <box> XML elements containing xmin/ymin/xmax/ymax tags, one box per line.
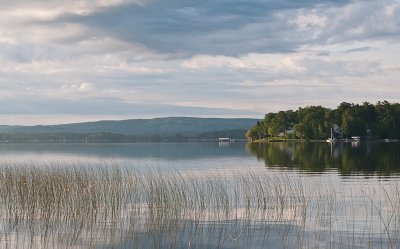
<box><xmin>1</xmin><ymin>0</ymin><xmax>399</xmax><ymax>124</ymax></box>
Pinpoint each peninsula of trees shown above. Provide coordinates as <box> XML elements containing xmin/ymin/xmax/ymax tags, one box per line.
<box><xmin>246</xmin><ymin>101</ymin><xmax>400</xmax><ymax>141</ymax></box>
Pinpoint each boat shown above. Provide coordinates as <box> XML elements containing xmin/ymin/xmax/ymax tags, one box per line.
<box><xmin>326</xmin><ymin>128</ymin><xmax>337</xmax><ymax>143</ymax></box>
<box><xmin>218</xmin><ymin>138</ymin><xmax>230</xmax><ymax>142</ymax></box>
<box><xmin>218</xmin><ymin>137</ymin><xmax>231</xmax><ymax>147</ymax></box>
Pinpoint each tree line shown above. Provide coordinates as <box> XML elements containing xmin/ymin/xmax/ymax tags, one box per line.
<box><xmin>0</xmin><ymin>129</ymin><xmax>248</xmax><ymax>143</ymax></box>
<box><xmin>246</xmin><ymin>101</ymin><xmax>400</xmax><ymax>140</ymax></box>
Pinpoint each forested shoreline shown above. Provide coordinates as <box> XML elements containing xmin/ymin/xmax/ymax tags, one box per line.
<box><xmin>0</xmin><ymin>129</ymin><xmax>248</xmax><ymax>143</ymax></box>
<box><xmin>0</xmin><ymin>117</ymin><xmax>256</xmax><ymax>143</ymax></box>
<box><xmin>246</xmin><ymin>101</ymin><xmax>400</xmax><ymax>141</ymax></box>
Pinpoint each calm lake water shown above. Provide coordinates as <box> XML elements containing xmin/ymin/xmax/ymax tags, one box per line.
<box><xmin>1</xmin><ymin>141</ymin><xmax>400</xmax><ymax>249</ymax></box>
<box><xmin>1</xmin><ymin>141</ymin><xmax>399</xmax><ymax>173</ymax></box>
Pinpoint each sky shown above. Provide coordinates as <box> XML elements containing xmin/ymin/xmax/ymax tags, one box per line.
<box><xmin>0</xmin><ymin>0</ymin><xmax>399</xmax><ymax>125</ymax></box>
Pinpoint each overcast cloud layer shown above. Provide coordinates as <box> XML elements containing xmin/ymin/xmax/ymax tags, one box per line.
<box><xmin>0</xmin><ymin>0</ymin><xmax>399</xmax><ymax>124</ymax></box>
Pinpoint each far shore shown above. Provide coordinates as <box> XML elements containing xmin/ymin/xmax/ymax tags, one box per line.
<box><xmin>251</xmin><ymin>137</ymin><xmax>399</xmax><ymax>143</ymax></box>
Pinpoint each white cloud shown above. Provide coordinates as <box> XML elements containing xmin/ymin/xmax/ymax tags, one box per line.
<box><xmin>180</xmin><ymin>52</ymin><xmax>381</xmax><ymax>79</ymax></box>
<box><xmin>0</xmin><ymin>0</ymin><xmax>399</xmax><ymax>124</ymax></box>
<box><xmin>291</xmin><ymin>11</ymin><xmax>327</xmax><ymax>29</ymax></box>
<box><xmin>78</xmin><ymin>82</ymin><xmax>93</xmax><ymax>92</ymax></box>
<box><xmin>0</xmin><ymin>0</ymin><xmax>146</xmax><ymax>19</ymax></box>
<box><xmin>181</xmin><ymin>55</ymin><xmax>246</xmax><ymax>69</ymax></box>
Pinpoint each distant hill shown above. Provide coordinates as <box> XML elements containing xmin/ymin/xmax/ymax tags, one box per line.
<box><xmin>0</xmin><ymin>117</ymin><xmax>259</xmax><ymax>142</ymax></box>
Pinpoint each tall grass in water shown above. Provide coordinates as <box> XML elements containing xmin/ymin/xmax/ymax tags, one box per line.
<box><xmin>0</xmin><ymin>163</ymin><xmax>399</xmax><ymax>249</ymax></box>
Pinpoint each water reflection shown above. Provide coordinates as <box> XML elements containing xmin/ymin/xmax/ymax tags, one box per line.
<box><xmin>0</xmin><ymin>142</ymin><xmax>255</xmax><ymax>172</ymax></box>
<box><xmin>1</xmin><ymin>166</ymin><xmax>399</xmax><ymax>249</ymax></box>
<box><xmin>0</xmin><ymin>142</ymin><xmax>249</xmax><ymax>160</ymax></box>
<box><xmin>246</xmin><ymin>142</ymin><xmax>400</xmax><ymax>176</ymax></box>
<box><xmin>1</xmin><ymin>142</ymin><xmax>400</xmax><ymax>248</ymax></box>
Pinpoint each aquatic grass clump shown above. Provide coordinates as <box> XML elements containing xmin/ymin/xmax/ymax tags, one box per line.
<box><xmin>0</xmin><ymin>163</ymin><xmax>400</xmax><ymax>248</ymax></box>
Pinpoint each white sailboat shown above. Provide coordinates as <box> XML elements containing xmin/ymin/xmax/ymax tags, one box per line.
<box><xmin>326</xmin><ymin>128</ymin><xmax>337</xmax><ymax>143</ymax></box>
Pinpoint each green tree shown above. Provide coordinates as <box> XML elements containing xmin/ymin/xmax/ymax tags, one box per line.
<box><xmin>293</xmin><ymin>123</ymin><xmax>307</xmax><ymax>139</ymax></box>
<box><xmin>247</xmin><ymin>100</ymin><xmax>400</xmax><ymax>141</ymax></box>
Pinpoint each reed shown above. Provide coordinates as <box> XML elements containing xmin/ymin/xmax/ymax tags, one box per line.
<box><xmin>0</xmin><ymin>163</ymin><xmax>399</xmax><ymax>249</ymax></box>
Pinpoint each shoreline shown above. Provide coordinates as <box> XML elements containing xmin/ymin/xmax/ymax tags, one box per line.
<box><xmin>251</xmin><ymin>138</ymin><xmax>399</xmax><ymax>143</ymax></box>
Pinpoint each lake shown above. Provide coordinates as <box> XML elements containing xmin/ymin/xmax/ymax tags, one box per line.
<box><xmin>1</xmin><ymin>141</ymin><xmax>400</xmax><ymax>249</ymax></box>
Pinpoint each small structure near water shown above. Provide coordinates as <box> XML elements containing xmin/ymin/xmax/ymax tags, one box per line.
<box><xmin>326</xmin><ymin>128</ymin><xmax>337</xmax><ymax>143</ymax></box>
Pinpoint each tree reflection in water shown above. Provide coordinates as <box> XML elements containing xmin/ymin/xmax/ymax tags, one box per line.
<box><xmin>246</xmin><ymin>141</ymin><xmax>400</xmax><ymax>176</ymax></box>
